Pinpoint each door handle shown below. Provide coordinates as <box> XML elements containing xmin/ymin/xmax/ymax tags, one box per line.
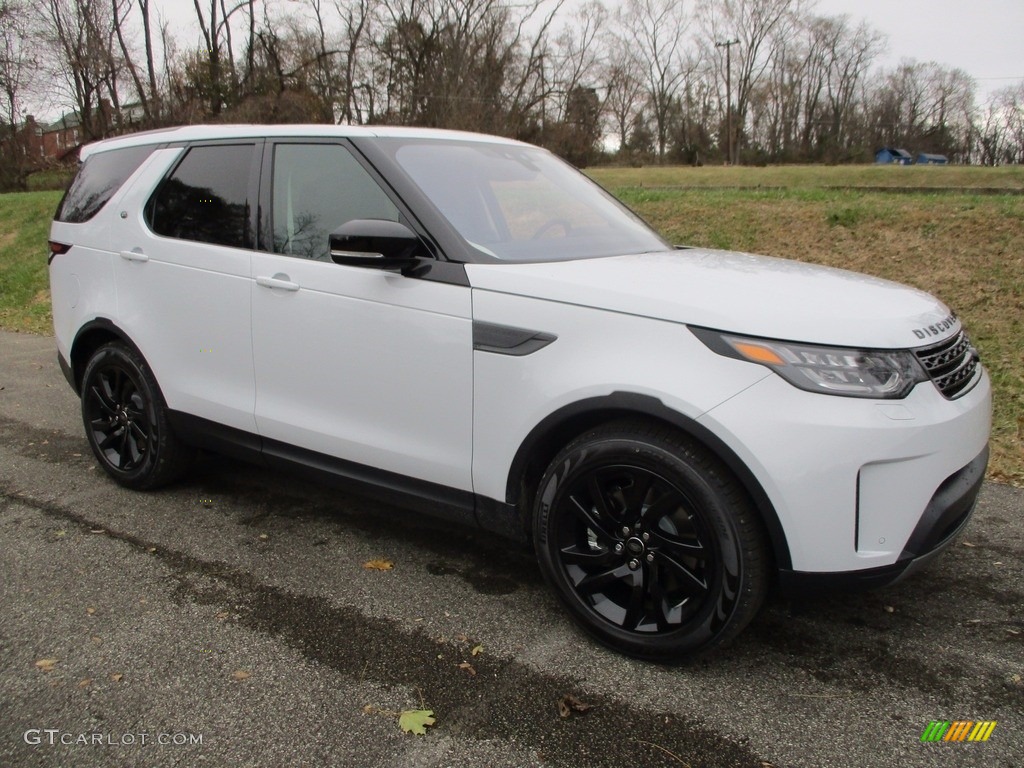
<box><xmin>119</xmin><ymin>249</ymin><xmax>149</xmax><ymax>262</ymax></box>
<box><xmin>256</xmin><ymin>274</ymin><xmax>300</xmax><ymax>292</ymax></box>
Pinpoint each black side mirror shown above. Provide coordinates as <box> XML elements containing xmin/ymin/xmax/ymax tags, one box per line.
<box><xmin>329</xmin><ymin>219</ymin><xmax>422</xmax><ymax>269</ymax></box>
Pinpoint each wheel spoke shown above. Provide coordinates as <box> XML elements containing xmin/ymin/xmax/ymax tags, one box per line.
<box><xmin>117</xmin><ymin>429</ymin><xmax>131</xmax><ymax>469</ymax></box>
<box><xmin>568</xmin><ymin>494</ymin><xmax>616</xmax><ymax>543</ymax></box>
<box><xmin>89</xmin><ymin>384</ymin><xmax>117</xmax><ymax>417</ymax></box>
<box><xmin>90</xmin><ymin>416</ymin><xmax>115</xmax><ymax>431</ymax></box>
<box><xmin>98</xmin><ymin>428</ymin><xmax>123</xmax><ymax>451</ymax></box>
<box><xmin>650</xmin><ymin>528</ymin><xmax>709</xmax><ymax>560</ymax></box>
<box><xmin>657</xmin><ymin>550</ymin><xmax>709</xmax><ymax>596</ymax></box>
<box><xmin>621</xmin><ymin>469</ymin><xmax>655</xmax><ymax>520</ymax></box>
<box><xmin>128</xmin><ymin>421</ymin><xmax>149</xmax><ymax>445</ymax></box>
<box><xmin>576</xmin><ymin>564</ymin><xmax>628</xmax><ymax>595</ymax></box>
<box><xmin>559</xmin><ymin>543</ymin><xmax>616</xmax><ymax>567</ymax></box>
<box><xmin>622</xmin><ymin>569</ymin><xmax>647</xmax><ymax>630</ymax></box>
<box><xmin>586</xmin><ymin>473</ymin><xmax>616</xmax><ymax>521</ymax></box>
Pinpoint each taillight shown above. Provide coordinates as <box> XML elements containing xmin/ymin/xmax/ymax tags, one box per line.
<box><xmin>48</xmin><ymin>241</ymin><xmax>71</xmax><ymax>263</ymax></box>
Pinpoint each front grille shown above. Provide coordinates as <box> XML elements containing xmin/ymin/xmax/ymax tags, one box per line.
<box><xmin>915</xmin><ymin>330</ymin><xmax>981</xmax><ymax>399</ymax></box>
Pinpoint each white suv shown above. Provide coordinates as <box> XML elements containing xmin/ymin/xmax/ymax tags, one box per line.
<box><xmin>48</xmin><ymin>125</ymin><xmax>991</xmax><ymax>658</ymax></box>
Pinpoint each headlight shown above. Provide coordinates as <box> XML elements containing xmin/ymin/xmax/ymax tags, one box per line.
<box><xmin>691</xmin><ymin>327</ymin><xmax>927</xmax><ymax>399</ymax></box>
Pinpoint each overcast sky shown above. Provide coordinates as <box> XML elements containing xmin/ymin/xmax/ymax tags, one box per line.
<box><xmin>813</xmin><ymin>0</ymin><xmax>1024</xmax><ymax>94</ymax></box>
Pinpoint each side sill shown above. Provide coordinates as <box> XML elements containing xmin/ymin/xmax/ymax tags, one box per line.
<box><xmin>165</xmin><ymin>411</ymin><xmax>489</xmax><ymax>533</ymax></box>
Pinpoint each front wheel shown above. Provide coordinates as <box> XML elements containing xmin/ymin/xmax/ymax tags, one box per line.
<box><xmin>80</xmin><ymin>342</ymin><xmax>192</xmax><ymax>490</ymax></box>
<box><xmin>533</xmin><ymin>420</ymin><xmax>770</xmax><ymax>659</ymax></box>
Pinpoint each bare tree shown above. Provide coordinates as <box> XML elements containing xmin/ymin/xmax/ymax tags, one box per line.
<box><xmin>617</xmin><ymin>0</ymin><xmax>693</xmax><ymax>162</ymax></box>
<box><xmin>38</xmin><ymin>0</ymin><xmax>124</xmax><ymax>140</ymax></box>
<box><xmin>701</xmin><ymin>0</ymin><xmax>800</xmax><ymax>163</ymax></box>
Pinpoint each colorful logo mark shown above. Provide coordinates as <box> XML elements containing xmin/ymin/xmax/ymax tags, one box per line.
<box><xmin>921</xmin><ymin>721</ymin><xmax>997</xmax><ymax>742</ymax></box>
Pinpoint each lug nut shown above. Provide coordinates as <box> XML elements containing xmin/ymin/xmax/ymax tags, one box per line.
<box><xmin>621</xmin><ymin>526</ymin><xmax>631</xmax><ymax>537</ymax></box>
<box><xmin>646</xmin><ymin>553</ymin><xmax>654</xmax><ymax>563</ymax></box>
<box><xmin>614</xmin><ymin>543</ymin><xmax>624</xmax><ymax>554</ymax></box>
<box><xmin>641</xmin><ymin>532</ymin><xmax>650</xmax><ymax>543</ymax></box>
<box><xmin>628</xmin><ymin>559</ymin><xmax>640</xmax><ymax>571</ymax></box>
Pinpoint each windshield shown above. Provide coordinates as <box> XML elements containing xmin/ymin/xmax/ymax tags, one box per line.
<box><xmin>382</xmin><ymin>139</ymin><xmax>672</xmax><ymax>262</ymax></box>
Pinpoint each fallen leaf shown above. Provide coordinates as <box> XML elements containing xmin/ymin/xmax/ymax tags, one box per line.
<box><xmin>455</xmin><ymin>634</ymin><xmax>469</xmax><ymax>643</ymax></box>
<box><xmin>90</xmin><ymin>529</ymin><xmax>105</xmax><ymax>534</ymax></box>
<box><xmin>78</xmin><ymin>678</ymin><xmax>92</xmax><ymax>688</ymax></box>
<box><xmin>363</xmin><ymin>558</ymin><xmax>394</xmax><ymax>571</ymax></box>
<box><xmin>35</xmin><ymin>659</ymin><xmax>59</xmax><ymax>672</ymax></box>
<box><xmin>86</xmin><ymin>607</ymin><xmax>96</xmax><ymax>615</ymax></box>
<box><xmin>232</xmin><ymin>670</ymin><xmax>251</xmax><ymax>681</ymax></box>
<box><xmin>147</xmin><ymin>547</ymin><xmax>157</xmax><ymax>553</ymax></box>
<box><xmin>258</xmin><ymin>533</ymin><xmax>269</xmax><ymax>541</ymax></box>
<box><xmin>558</xmin><ymin>694</ymin><xmax>593</xmax><ymax>719</ymax></box>
<box><xmin>962</xmin><ymin>541</ymin><xmax>976</xmax><ymax>548</ymax></box>
<box><xmin>110</xmin><ymin>673</ymin><xmax>123</xmax><ymax>682</ymax></box>
<box><xmin>216</xmin><ymin>611</ymin><xmax>230</xmax><ymax>620</ymax></box>
<box><xmin>458</xmin><ymin>661</ymin><xmax>477</xmax><ymax>676</ymax></box>
<box><xmin>362</xmin><ymin>704</ymin><xmax>376</xmax><ymax>715</ymax></box>
<box><xmin>471</xmin><ymin>644</ymin><xmax>484</xmax><ymax>657</ymax></box>
<box><xmin>399</xmin><ymin>709</ymin><xmax>436</xmax><ymax>735</ymax></box>
<box><xmin>54</xmin><ymin>530</ymin><xmax>66</xmax><ymax>537</ymax></box>
<box><xmin>994</xmin><ymin>561</ymin><xmax>1003</xmax><ymax>566</ymax></box>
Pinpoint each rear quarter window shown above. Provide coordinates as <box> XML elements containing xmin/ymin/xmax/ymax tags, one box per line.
<box><xmin>56</xmin><ymin>145</ymin><xmax>157</xmax><ymax>223</ymax></box>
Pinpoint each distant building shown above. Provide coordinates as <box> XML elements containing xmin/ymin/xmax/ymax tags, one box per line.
<box><xmin>917</xmin><ymin>153</ymin><xmax>949</xmax><ymax>165</ymax></box>
<box><xmin>875</xmin><ymin>148</ymin><xmax>914</xmax><ymax>165</ymax></box>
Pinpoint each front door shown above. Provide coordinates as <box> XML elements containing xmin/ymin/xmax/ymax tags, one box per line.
<box><xmin>250</xmin><ymin>141</ymin><xmax>474</xmax><ymax>494</ymax></box>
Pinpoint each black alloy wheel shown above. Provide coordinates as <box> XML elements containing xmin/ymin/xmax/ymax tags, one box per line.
<box><xmin>80</xmin><ymin>342</ymin><xmax>191</xmax><ymax>490</ymax></box>
<box><xmin>534</xmin><ymin>420</ymin><xmax>769</xmax><ymax>659</ymax></box>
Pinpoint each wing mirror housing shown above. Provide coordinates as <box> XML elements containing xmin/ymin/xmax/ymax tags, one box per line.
<box><xmin>329</xmin><ymin>219</ymin><xmax>422</xmax><ymax>269</ymax></box>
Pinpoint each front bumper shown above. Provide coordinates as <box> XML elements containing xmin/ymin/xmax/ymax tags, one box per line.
<box><xmin>694</xmin><ymin>365</ymin><xmax>991</xmax><ymax>574</ymax></box>
<box><xmin>778</xmin><ymin>444</ymin><xmax>988</xmax><ymax>592</ymax></box>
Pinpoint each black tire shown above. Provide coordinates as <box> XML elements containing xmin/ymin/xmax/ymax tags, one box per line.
<box><xmin>533</xmin><ymin>420</ymin><xmax>769</xmax><ymax>659</ymax></box>
<box><xmin>80</xmin><ymin>342</ymin><xmax>192</xmax><ymax>490</ymax></box>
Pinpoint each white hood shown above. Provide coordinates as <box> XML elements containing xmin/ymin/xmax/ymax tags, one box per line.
<box><xmin>466</xmin><ymin>249</ymin><xmax>958</xmax><ymax>349</ymax></box>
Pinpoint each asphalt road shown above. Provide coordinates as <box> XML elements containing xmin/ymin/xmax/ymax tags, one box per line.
<box><xmin>1</xmin><ymin>329</ymin><xmax>1021</xmax><ymax>768</ymax></box>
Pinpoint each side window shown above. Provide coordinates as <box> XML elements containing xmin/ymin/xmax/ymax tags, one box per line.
<box><xmin>147</xmin><ymin>144</ymin><xmax>254</xmax><ymax>249</ymax></box>
<box><xmin>56</xmin><ymin>145</ymin><xmax>156</xmax><ymax>223</ymax></box>
<box><xmin>271</xmin><ymin>143</ymin><xmax>399</xmax><ymax>261</ymax></box>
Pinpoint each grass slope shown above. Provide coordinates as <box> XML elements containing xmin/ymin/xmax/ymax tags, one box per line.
<box><xmin>0</xmin><ymin>191</ymin><xmax>59</xmax><ymax>334</ymax></box>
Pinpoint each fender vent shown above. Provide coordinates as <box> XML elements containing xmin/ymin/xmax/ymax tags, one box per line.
<box><xmin>914</xmin><ymin>330</ymin><xmax>981</xmax><ymax>399</ymax></box>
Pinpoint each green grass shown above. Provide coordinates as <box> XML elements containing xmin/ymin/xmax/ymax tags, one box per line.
<box><xmin>2</xmin><ymin>168</ymin><xmax>1022</xmax><ymax>484</ymax></box>
<box><xmin>0</xmin><ymin>191</ymin><xmax>60</xmax><ymax>334</ymax></box>
<box><xmin>589</xmin><ymin>164</ymin><xmax>1024</xmax><ymax>191</ymax></box>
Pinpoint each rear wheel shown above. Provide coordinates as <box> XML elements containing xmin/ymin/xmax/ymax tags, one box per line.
<box><xmin>80</xmin><ymin>342</ymin><xmax>192</xmax><ymax>490</ymax></box>
<box><xmin>533</xmin><ymin>420</ymin><xmax>769</xmax><ymax>659</ymax></box>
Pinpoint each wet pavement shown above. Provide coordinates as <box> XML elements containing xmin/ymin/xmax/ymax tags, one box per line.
<box><xmin>1</xmin><ymin>329</ymin><xmax>1021</xmax><ymax>767</ymax></box>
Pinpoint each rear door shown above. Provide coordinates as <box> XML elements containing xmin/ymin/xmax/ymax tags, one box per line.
<box><xmin>110</xmin><ymin>141</ymin><xmax>260</xmax><ymax>433</ymax></box>
<box><xmin>250</xmin><ymin>140</ymin><xmax>474</xmax><ymax>494</ymax></box>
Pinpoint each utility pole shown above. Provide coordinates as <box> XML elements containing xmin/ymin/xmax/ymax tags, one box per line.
<box><xmin>715</xmin><ymin>38</ymin><xmax>740</xmax><ymax>165</ymax></box>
